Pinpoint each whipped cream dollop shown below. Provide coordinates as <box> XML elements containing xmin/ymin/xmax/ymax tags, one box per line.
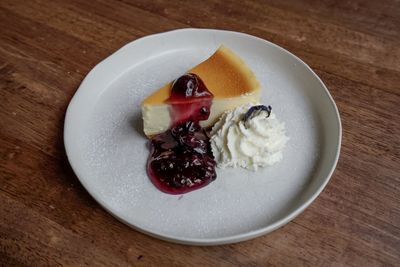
<box><xmin>210</xmin><ymin>104</ymin><xmax>289</xmax><ymax>170</ymax></box>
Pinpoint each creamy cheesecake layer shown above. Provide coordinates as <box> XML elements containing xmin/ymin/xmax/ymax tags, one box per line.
<box><xmin>142</xmin><ymin>91</ymin><xmax>260</xmax><ymax>136</ymax></box>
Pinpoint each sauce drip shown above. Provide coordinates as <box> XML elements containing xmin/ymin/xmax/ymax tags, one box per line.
<box><xmin>147</xmin><ymin>74</ymin><xmax>217</xmax><ymax>194</ymax></box>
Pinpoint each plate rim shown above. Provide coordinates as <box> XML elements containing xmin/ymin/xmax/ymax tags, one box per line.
<box><xmin>64</xmin><ymin>28</ymin><xmax>342</xmax><ymax>245</ymax></box>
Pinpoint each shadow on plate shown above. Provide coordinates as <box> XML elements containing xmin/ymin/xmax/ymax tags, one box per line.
<box><xmin>129</xmin><ymin>111</ymin><xmax>147</xmax><ymax>139</ymax></box>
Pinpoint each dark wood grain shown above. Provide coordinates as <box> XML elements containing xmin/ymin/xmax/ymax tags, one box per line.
<box><xmin>1</xmin><ymin>0</ymin><xmax>399</xmax><ymax>266</ymax></box>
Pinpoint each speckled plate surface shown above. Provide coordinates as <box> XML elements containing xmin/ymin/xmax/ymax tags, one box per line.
<box><xmin>64</xmin><ymin>28</ymin><xmax>341</xmax><ymax>245</ymax></box>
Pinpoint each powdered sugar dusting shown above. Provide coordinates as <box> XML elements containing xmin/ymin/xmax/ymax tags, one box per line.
<box><xmin>75</xmin><ymin>43</ymin><xmax>326</xmax><ymax>240</ymax></box>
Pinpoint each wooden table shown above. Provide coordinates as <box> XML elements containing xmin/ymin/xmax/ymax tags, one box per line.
<box><xmin>1</xmin><ymin>0</ymin><xmax>399</xmax><ymax>266</ymax></box>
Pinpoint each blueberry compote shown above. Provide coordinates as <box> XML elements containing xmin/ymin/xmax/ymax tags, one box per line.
<box><xmin>147</xmin><ymin>73</ymin><xmax>217</xmax><ymax>194</ymax></box>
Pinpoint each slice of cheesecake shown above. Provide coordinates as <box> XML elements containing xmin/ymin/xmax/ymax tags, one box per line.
<box><xmin>142</xmin><ymin>46</ymin><xmax>261</xmax><ymax>137</ymax></box>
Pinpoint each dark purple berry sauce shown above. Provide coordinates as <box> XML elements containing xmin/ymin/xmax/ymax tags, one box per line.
<box><xmin>147</xmin><ymin>73</ymin><xmax>217</xmax><ymax>194</ymax></box>
<box><xmin>168</xmin><ymin>73</ymin><xmax>213</xmax><ymax>125</ymax></box>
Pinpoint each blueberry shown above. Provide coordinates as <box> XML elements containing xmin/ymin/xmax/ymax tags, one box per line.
<box><xmin>171</xmin><ymin>73</ymin><xmax>212</xmax><ymax>99</ymax></box>
<box><xmin>243</xmin><ymin>105</ymin><xmax>272</xmax><ymax>123</ymax></box>
<box><xmin>200</xmin><ymin>106</ymin><xmax>209</xmax><ymax>115</ymax></box>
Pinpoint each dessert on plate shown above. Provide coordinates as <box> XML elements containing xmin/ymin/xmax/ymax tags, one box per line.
<box><xmin>141</xmin><ymin>46</ymin><xmax>288</xmax><ymax>194</ymax></box>
<box><xmin>142</xmin><ymin>46</ymin><xmax>261</xmax><ymax>137</ymax></box>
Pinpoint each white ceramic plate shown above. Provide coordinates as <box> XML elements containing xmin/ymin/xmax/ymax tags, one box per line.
<box><xmin>64</xmin><ymin>28</ymin><xmax>341</xmax><ymax>245</ymax></box>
